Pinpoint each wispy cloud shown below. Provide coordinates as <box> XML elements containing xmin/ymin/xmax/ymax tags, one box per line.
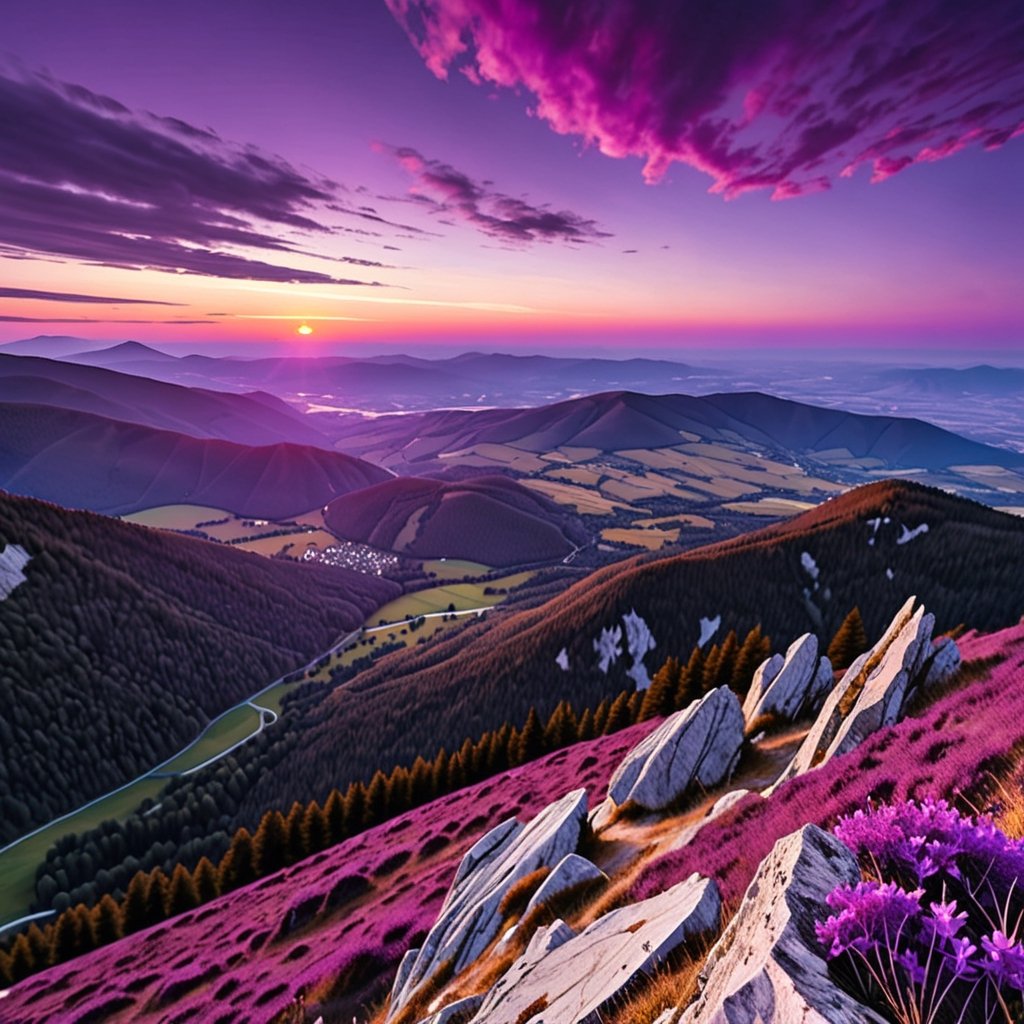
<box><xmin>379</xmin><ymin>144</ymin><xmax>611</xmax><ymax>243</ymax></box>
<box><xmin>0</xmin><ymin>68</ymin><xmax>388</xmax><ymax>283</ymax></box>
<box><xmin>387</xmin><ymin>0</ymin><xmax>1024</xmax><ymax>198</ymax></box>
<box><xmin>0</xmin><ymin>315</ymin><xmax>212</xmax><ymax>324</ymax></box>
<box><xmin>0</xmin><ymin>286</ymin><xmax>184</xmax><ymax>305</ymax></box>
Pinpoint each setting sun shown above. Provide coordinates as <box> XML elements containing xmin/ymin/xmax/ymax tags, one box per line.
<box><xmin>297</xmin><ymin>323</ymin><xmax>313</xmax><ymax>336</ymax></box>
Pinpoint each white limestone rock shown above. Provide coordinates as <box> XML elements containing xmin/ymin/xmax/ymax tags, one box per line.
<box><xmin>522</xmin><ymin>854</ymin><xmax>607</xmax><ymax>920</ymax></box>
<box><xmin>388</xmin><ymin>790</ymin><xmax>589</xmax><ymax>1019</ymax></box>
<box><xmin>469</xmin><ymin>874</ymin><xmax>720</xmax><ymax>1024</ymax></box>
<box><xmin>418</xmin><ymin>994</ymin><xmax>485</xmax><ymax>1024</ymax></box>
<box><xmin>923</xmin><ymin>635</ymin><xmax>961</xmax><ymax>688</ymax></box>
<box><xmin>742</xmin><ymin>634</ymin><xmax>833</xmax><ymax>724</ymax></box>
<box><xmin>680</xmin><ymin>825</ymin><xmax>884</xmax><ymax>1024</ymax></box>
<box><xmin>606</xmin><ymin>687</ymin><xmax>744</xmax><ymax>813</ymax></box>
<box><xmin>766</xmin><ymin>598</ymin><xmax>958</xmax><ymax>796</ymax></box>
<box><xmin>0</xmin><ymin>544</ymin><xmax>30</xmax><ymax>601</ymax></box>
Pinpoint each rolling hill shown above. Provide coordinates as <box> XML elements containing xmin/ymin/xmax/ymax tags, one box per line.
<box><xmin>0</xmin><ymin>353</ymin><xmax>331</xmax><ymax>448</ymax></box>
<box><xmin>0</xmin><ymin>491</ymin><xmax>399</xmax><ymax>844</ymax></box>
<box><xmin>235</xmin><ymin>480</ymin><xmax>1024</xmax><ymax>816</ymax></box>
<box><xmin>329</xmin><ymin>389</ymin><xmax>1024</xmax><ymax>471</ymax></box>
<box><xmin>0</xmin><ymin>403</ymin><xmax>390</xmax><ymax>518</ymax></box>
<box><xmin>323</xmin><ymin>475</ymin><xmax>583</xmax><ymax>566</ymax></box>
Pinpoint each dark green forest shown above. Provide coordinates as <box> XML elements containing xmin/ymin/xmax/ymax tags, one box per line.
<box><xmin>0</xmin><ymin>491</ymin><xmax>398</xmax><ymax>843</ymax></box>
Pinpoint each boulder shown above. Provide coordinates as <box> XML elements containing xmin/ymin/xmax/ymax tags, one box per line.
<box><xmin>0</xmin><ymin>543</ymin><xmax>30</xmax><ymax>601</ymax></box>
<box><xmin>742</xmin><ymin>634</ymin><xmax>833</xmax><ymax>724</ymax></box>
<box><xmin>604</xmin><ymin>687</ymin><xmax>744</xmax><ymax>815</ymax></box>
<box><xmin>679</xmin><ymin>825</ymin><xmax>884</xmax><ymax>1024</ymax></box>
<box><xmin>522</xmin><ymin>854</ymin><xmax>607</xmax><ymax>920</ymax></box>
<box><xmin>388</xmin><ymin>790</ymin><xmax>589</xmax><ymax>1019</ymax></box>
<box><xmin>469</xmin><ymin>874</ymin><xmax>720</xmax><ymax>1024</ymax></box>
<box><xmin>766</xmin><ymin>598</ymin><xmax>957</xmax><ymax>796</ymax></box>
<box><xmin>923</xmin><ymin>635</ymin><xmax>961</xmax><ymax>688</ymax></box>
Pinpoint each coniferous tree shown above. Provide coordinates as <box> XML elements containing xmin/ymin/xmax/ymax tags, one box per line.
<box><xmin>592</xmin><ymin>698</ymin><xmax>611</xmax><ymax>737</ymax></box>
<box><xmin>543</xmin><ymin>701</ymin><xmax>576</xmax><ymax>750</ymax></box>
<box><xmin>145</xmin><ymin>869</ymin><xmax>169</xmax><ymax>924</ymax></box>
<box><xmin>486</xmin><ymin>725</ymin><xmax>511</xmax><ymax>775</ymax></box>
<box><xmin>9</xmin><ymin>933</ymin><xmax>34</xmax><ymax>981</ymax></box>
<box><xmin>364</xmin><ymin>772</ymin><xmax>389</xmax><ymax>828</ymax></box>
<box><xmin>675</xmin><ymin>646</ymin><xmax>705</xmax><ymax>709</ymax></box>
<box><xmin>284</xmin><ymin>801</ymin><xmax>306</xmax><ymax>863</ymax></box>
<box><xmin>324</xmin><ymin>790</ymin><xmax>347</xmax><ymax>843</ymax></box>
<box><xmin>0</xmin><ymin>947</ymin><xmax>12</xmax><ymax>987</ymax></box>
<box><xmin>344</xmin><ymin>782</ymin><xmax>366</xmax><ymax>833</ymax></box>
<box><xmin>828</xmin><ymin>608</ymin><xmax>868</xmax><ymax>670</ymax></box>
<box><xmin>731</xmin><ymin>626</ymin><xmax>772</xmax><ymax>695</ymax></box>
<box><xmin>253</xmin><ymin>810</ymin><xmax>288</xmax><ymax>877</ymax></box>
<box><xmin>301</xmin><ymin>800</ymin><xmax>328</xmax><ymax>855</ymax></box>
<box><xmin>90</xmin><ymin>894</ymin><xmax>122</xmax><ymax>946</ymax></box>
<box><xmin>49</xmin><ymin>908</ymin><xmax>81</xmax><ymax>966</ymax></box>
<box><xmin>25</xmin><ymin>923</ymin><xmax>49</xmax><ymax>968</ymax></box>
<box><xmin>576</xmin><ymin>706</ymin><xmax>595</xmax><ymax>742</ymax></box>
<box><xmin>641</xmin><ymin>657</ymin><xmax>680</xmax><ymax>720</ymax></box>
<box><xmin>74</xmin><ymin>904</ymin><xmax>96</xmax><ymax>955</ymax></box>
<box><xmin>218</xmin><ymin>828</ymin><xmax>254</xmax><ymax>892</ymax></box>
<box><xmin>517</xmin><ymin>707</ymin><xmax>545</xmax><ymax>764</ymax></box>
<box><xmin>193</xmin><ymin>856</ymin><xmax>220</xmax><ymax>903</ymax></box>
<box><xmin>603</xmin><ymin>691</ymin><xmax>632</xmax><ymax>734</ymax></box>
<box><xmin>122</xmin><ymin>871</ymin><xmax>150</xmax><ymax>934</ymax></box>
<box><xmin>167</xmin><ymin>864</ymin><xmax>199</xmax><ymax>916</ymax></box>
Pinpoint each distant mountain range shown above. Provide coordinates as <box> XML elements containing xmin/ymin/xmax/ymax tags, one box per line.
<box><xmin>0</xmin><ymin>403</ymin><xmax>389</xmax><ymax>518</ymax></box>
<box><xmin>0</xmin><ymin>352</ymin><xmax>332</xmax><ymax>448</ymax></box>
<box><xmin>328</xmin><ymin>389</ymin><xmax>1024</xmax><ymax>471</ymax></box>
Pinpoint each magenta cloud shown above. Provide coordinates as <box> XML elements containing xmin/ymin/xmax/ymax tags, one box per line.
<box><xmin>386</xmin><ymin>0</ymin><xmax>1024</xmax><ymax>198</ymax></box>
<box><xmin>0</xmin><ymin>68</ymin><xmax>388</xmax><ymax>283</ymax></box>
<box><xmin>381</xmin><ymin>144</ymin><xmax>610</xmax><ymax>243</ymax></box>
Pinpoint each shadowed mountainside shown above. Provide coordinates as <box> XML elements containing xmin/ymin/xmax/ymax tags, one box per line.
<box><xmin>0</xmin><ymin>353</ymin><xmax>331</xmax><ymax>448</ymax></box>
<box><xmin>0</xmin><ymin>403</ymin><xmax>390</xmax><ymax>518</ymax></box>
<box><xmin>324</xmin><ymin>475</ymin><xmax>583</xmax><ymax>567</ymax></box>
<box><xmin>0</xmin><ymin>491</ymin><xmax>399</xmax><ymax>844</ymax></box>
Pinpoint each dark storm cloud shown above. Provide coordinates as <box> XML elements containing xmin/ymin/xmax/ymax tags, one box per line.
<box><xmin>383</xmin><ymin>145</ymin><xmax>611</xmax><ymax>243</ymax></box>
<box><xmin>387</xmin><ymin>0</ymin><xmax>1024</xmax><ymax>198</ymax></box>
<box><xmin>0</xmin><ymin>69</ymin><xmax>386</xmax><ymax>283</ymax></box>
<box><xmin>0</xmin><ymin>286</ymin><xmax>184</xmax><ymax>305</ymax></box>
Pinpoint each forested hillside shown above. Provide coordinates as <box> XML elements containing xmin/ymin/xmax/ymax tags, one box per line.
<box><xmin>236</xmin><ymin>481</ymin><xmax>1024</xmax><ymax>814</ymax></box>
<box><xmin>0</xmin><ymin>492</ymin><xmax>398</xmax><ymax>843</ymax></box>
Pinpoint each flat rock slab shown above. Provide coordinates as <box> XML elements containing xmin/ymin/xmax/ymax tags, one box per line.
<box><xmin>606</xmin><ymin>687</ymin><xmax>744</xmax><ymax>813</ymax></box>
<box><xmin>680</xmin><ymin>825</ymin><xmax>884</xmax><ymax>1024</ymax></box>
<box><xmin>470</xmin><ymin>873</ymin><xmax>720</xmax><ymax>1024</ymax></box>
<box><xmin>389</xmin><ymin>789</ymin><xmax>589</xmax><ymax>1019</ymax></box>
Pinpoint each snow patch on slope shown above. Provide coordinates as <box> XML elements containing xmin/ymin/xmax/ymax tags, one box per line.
<box><xmin>0</xmin><ymin>544</ymin><xmax>30</xmax><ymax>601</ymax></box>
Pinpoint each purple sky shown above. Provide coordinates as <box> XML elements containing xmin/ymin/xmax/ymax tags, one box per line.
<box><xmin>1</xmin><ymin>0</ymin><xmax>1022</xmax><ymax>352</ymax></box>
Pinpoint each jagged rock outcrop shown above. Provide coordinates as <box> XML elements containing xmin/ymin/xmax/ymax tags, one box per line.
<box><xmin>923</xmin><ymin>634</ymin><xmax>961</xmax><ymax>687</ymax></box>
<box><xmin>469</xmin><ymin>874</ymin><xmax>720</xmax><ymax>1024</ymax></box>
<box><xmin>0</xmin><ymin>542</ymin><xmax>30</xmax><ymax>600</ymax></box>
<box><xmin>388</xmin><ymin>790</ymin><xmax>589</xmax><ymax>1019</ymax></box>
<box><xmin>522</xmin><ymin>854</ymin><xmax>607</xmax><ymax>919</ymax></box>
<box><xmin>742</xmin><ymin>634</ymin><xmax>833</xmax><ymax>724</ymax></box>
<box><xmin>679</xmin><ymin>825</ymin><xmax>884</xmax><ymax>1024</ymax></box>
<box><xmin>593</xmin><ymin>687</ymin><xmax>744</xmax><ymax>828</ymax></box>
<box><xmin>766</xmin><ymin>598</ymin><xmax>958</xmax><ymax>796</ymax></box>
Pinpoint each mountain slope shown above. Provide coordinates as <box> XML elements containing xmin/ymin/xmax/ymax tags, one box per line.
<box><xmin>0</xmin><ymin>354</ymin><xmax>330</xmax><ymax>448</ymax></box>
<box><xmin>330</xmin><ymin>390</ymin><xmax>1024</xmax><ymax>471</ymax></box>
<box><xmin>0</xmin><ymin>492</ymin><xmax>399</xmax><ymax>843</ymax></box>
<box><xmin>324</xmin><ymin>475</ymin><xmax>581</xmax><ymax>566</ymax></box>
<box><xmin>239</xmin><ymin>480</ymin><xmax>1024</xmax><ymax>815</ymax></box>
<box><xmin>0</xmin><ymin>403</ymin><xmax>390</xmax><ymax>518</ymax></box>
<box><xmin>64</xmin><ymin>341</ymin><xmax>177</xmax><ymax>367</ymax></box>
